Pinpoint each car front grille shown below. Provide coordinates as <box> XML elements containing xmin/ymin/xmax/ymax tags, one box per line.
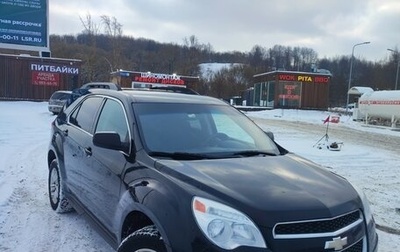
<box><xmin>272</xmin><ymin>210</ymin><xmax>365</xmax><ymax>252</ymax></box>
<box><xmin>274</xmin><ymin>210</ymin><xmax>361</xmax><ymax>235</ymax></box>
<box><xmin>343</xmin><ymin>238</ymin><xmax>363</xmax><ymax>252</ymax></box>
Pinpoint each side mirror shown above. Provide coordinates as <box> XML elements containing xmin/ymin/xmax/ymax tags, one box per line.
<box><xmin>264</xmin><ymin>131</ymin><xmax>274</xmax><ymax>141</ymax></box>
<box><xmin>56</xmin><ymin>110</ymin><xmax>67</xmax><ymax>123</ymax></box>
<box><xmin>93</xmin><ymin>131</ymin><xmax>123</xmax><ymax>151</ymax></box>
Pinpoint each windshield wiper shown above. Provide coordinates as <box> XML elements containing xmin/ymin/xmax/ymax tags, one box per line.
<box><xmin>148</xmin><ymin>151</ymin><xmax>215</xmax><ymax>160</ymax></box>
<box><xmin>232</xmin><ymin>150</ymin><xmax>277</xmax><ymax>157</ymax></box>
<box><xmin>148</xmin><ymin>150</ymin><xmax>277</xmax><ymax>160</ymax></box>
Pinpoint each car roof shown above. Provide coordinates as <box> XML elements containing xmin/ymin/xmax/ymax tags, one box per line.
<box><xmin>88</xmin><ymin>88</ymin><xmax>226</xmax><ymax>105</ymax></box>
<box><xmin>53</xmin><ymin>90</ymin><xmax>72</xmax><ymax>94</ymax></box>
<box><xmin>81</xmin><ymin>82</ymin><xmax>121</xmax><ymax>90</ymax></box>
<box><xmin>50</xmin><ymin>90</ymin><xmax>72</xmax><ymax>98</ymax></box>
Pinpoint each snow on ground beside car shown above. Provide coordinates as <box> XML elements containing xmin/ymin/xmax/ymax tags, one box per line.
<box><xmin>0</xmin><ymin>101</ymin><xmax>399</xmax><ymax>251</ymax></box>
<box><xmin>0</xmin><ymin>101</ymin><xmax>113</xmax><ymax>251</ymax></box>
<box><xmin>247</xmin><ymin>108</ymin><xmax>400</xmax><ymax>251</ymax></box>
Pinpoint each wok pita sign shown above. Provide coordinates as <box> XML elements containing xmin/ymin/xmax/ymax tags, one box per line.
<box><xmin>278</xmin><ymin>74</ymin><xmax>330</xmax><ymax>83</ymax></box>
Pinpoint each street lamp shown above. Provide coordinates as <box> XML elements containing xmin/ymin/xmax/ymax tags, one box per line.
<box><xmin>346</xmin><ymin>41</ymin><xmax>371</xmax><ymax>113</ymax></box>
<box><xmin>387</xmin><ymin>48</ymin><xmax>399</xmax><ymax>90</ymax></box>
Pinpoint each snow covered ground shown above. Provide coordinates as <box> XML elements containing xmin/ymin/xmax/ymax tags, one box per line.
<box><xmin>0</xmin><ymin>101</ymin><xmax>399</xmax><ymax>251</ymax></box>
<box><xmin>248</xmin><ymin>108</ymin><xmax>400</xmax><ymax>252</ymax></box>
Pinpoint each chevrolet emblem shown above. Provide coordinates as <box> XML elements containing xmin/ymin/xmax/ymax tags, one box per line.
<box><xmin>324</xmin><ymin>236</ymin><xmax>348</xmax><ymax>251</ymax></box>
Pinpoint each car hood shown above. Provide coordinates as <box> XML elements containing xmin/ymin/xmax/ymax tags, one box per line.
<box><xmin>155</xmin><ymin>154</ymin><xmax>360</xmax><ymax>226</ymax></box>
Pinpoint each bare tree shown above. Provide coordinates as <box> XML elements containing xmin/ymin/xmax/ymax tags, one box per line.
<box><xmin>101</xmin><ymin>15</ymin><xmax>122</xmax><ymax>37</ymax></box>
<box><xmin>182</xmin><ymin>35</ymin><xmax>203</xmax><ymax>75</ymax></box>
<box><xmin>269</xmin><ymin>45</ymin><xmax>286</xmax><ymax>70</ymax></box>
<box><xmin>79</xmin><ymin>13</ymin><xmax>100</xmax><ymax>40</ymax></box>
<box><xmin>101</xmin><ymin>15</ymin><xmax>123</xmax><ymax>71</ymax></box>
<box><xmin>299</xmin><ymin>47</ymin><xmax>318</xmax><ymax>71</ymax></box>
<box><xmin>79</xmin><ymin>13</ymin><xmax>100</xmax><ymax>82</ymax></box>
<box><xmin>249</xmin><ymin>45</ymin><xmax>266</xmax><ymax>72</ymax></box>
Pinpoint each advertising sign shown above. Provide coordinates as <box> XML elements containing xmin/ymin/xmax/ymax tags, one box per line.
<box><xmin>30</xmin><ymin>62</ymin><xmax>80</xmax><ymax>87</ymax></box>
<box><xmin>32</xmin><ymin>71</ymin><xmax>59</xmax><ymax>86</ymax></box>
<box><xmin>0</xmin><ymin>0</ymin><xmax>49</xmax><ymax>52</ymax></box>
<box><xmin>278</xmin><ymin>74</ymin><xmax>330</xmax><ymax>83</ymax></box>
<box><xmin>133</xmin><ymin>72</ymin><xmax>185</xmax><ymax>86</ymax></box>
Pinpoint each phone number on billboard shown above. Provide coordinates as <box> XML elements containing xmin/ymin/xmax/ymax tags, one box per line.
<box><xmin>1</xmin><ymin>35</ymin><xmax>19</xmax><ymax>41</ymax></box>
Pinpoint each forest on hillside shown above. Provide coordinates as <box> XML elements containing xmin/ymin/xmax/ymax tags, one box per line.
<box><xmin>2</xmin><ymin>15</ymin><xmax>398</xmax><ymax>107</ymax></box>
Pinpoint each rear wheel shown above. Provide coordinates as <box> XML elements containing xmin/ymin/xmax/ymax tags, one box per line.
<box><xmin>48</xmin><ymin>159</ymin><xmax>72</xmax><ymax>213</ymax></box>
<box><xmin>118</xmin><ymin>225</ymin><xmax>167</xmax><ymax>252</ymax></box>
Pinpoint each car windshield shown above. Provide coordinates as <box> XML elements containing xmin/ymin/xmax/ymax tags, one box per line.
<box><xmin>51</xmin><ymin>92</ymin><xmax>70</xmax><ymax>100</ymax></box>
<box><xmin>134</xmin><ymin>102</ymin><xmax>279</xmax><ymax>157</ymax></box>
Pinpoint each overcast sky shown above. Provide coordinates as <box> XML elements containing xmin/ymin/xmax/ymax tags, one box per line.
<box><xmin>49</xmin><ymin>0</ymin><xmax>400</xmax><ymax>62</ymax></box>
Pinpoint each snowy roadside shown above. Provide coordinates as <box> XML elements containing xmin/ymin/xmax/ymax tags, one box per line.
<box><xmin>0</xmin><ymin>102</ymin><xmax>113</xmax><ymax>252</ymax></box>
<box><xmin>248</xmin><ymin>112</ymin><xmax>400</xmax><ymax>231</ymax></box>
<box><xmin>248</xmin><ymin>110</ymin><xmax>400</xmax><ymax>252</ymax></box>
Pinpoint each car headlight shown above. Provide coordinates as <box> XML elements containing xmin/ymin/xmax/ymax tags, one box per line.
<box><xmin>353</xmin><ymin>185</ymin><xmax>373</xmax><ymax>223</ymax></box>
<box><xmin>192</xmin><ymin>196</ymin><xmax>266</xmax><ymax>250</ymax></box>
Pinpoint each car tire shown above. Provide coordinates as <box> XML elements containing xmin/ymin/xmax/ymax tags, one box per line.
<box><xmin>48</xmin><ymin>159</ymin><xmax>73</xmax><ymax>213</ymax></box>
<box><xmin>118</xmin><ymin>225</ymin><xmax>167</xmax><ymax>252</ymax></box>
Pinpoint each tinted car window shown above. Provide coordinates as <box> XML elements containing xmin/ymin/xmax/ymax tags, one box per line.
<box><xmin>50</xmin><ymin>91</ymin><xmax>71</xmax><ymax>100</ymax></box>
<box><xmin>86</xmin><ymin>84</ymin><xmax>110</xmax><ymax>89</ymax></box>
<box><xmin>70</xmin><ymin>97</ymin><xmax>103</xmax><ymax>133</ymax></box>
<box><xmin>134</xmin><ymin>103</ymin><xmax>278</xmax><ymax>154</ymax></box>
<box><xmin>95</xmin><ymin>99</ymin><xmax>130</xmax><ymax>152</ymax></box>
<box><xmin>212</xmin><ymin>113</ymin><xmax>255</xmax><ymax>145</ymax></box>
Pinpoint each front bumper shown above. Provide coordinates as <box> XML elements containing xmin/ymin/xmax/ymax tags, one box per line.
<box><xmin>48</xmin><ymin>105</ymin><xmax>62</xmax><ymax>114</ymax></box>
<box><xmin>184</xmin><ymin>210</ymin><xmax>379</xmax><ymax>252</ymax></box>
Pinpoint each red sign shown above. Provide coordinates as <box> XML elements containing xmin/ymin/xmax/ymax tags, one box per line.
<box><xmin>133</xmin><ymin>72</ymin><xmax>185</xmax><ymax>85</ymax></box>
<box><xmin>279</xmin><ymin>74</ymin><xmax>296</xmax><ymax>81</ymax></box>
<box><xmin>314</xmin><ymin>76</ymin><xmax>330</xmax><ymax>83</ymax></box>
<box><xmin>278</xmin><ymin>74</ymin><xmax>329</xmax><ymax>83</ymax></box>
<box><xmin>279</xmin><ymin>94</ymin><xmax>300</xmax><ymax>100</ymax></box>
<box><xmin>359</xmin><ymin>100</ymin><xmax>400</xmax><ymax>105</ymax></box>
<box><xmin>32</xmin><ymin>71</ymin><xmax>60</xmax><ymax>86</ymax></box>
<box><xmin>284</xmin><ymin>84</ymin><xmax>296</xmax><ymax>90</ymax></box>
<box><xmin>281</xmin><ymin>84</ymin><xmax>300</xmax><ymax>100</ymax></box>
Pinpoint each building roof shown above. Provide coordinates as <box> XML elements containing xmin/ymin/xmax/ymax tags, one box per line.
<box><xmin>253</xmin><ymin>70</ymin><xmax>332</xmax><ymax>78</ymax></box>
<box><xmin>347</xmin><ymin>86</ymin><xmax>374</xmax><ymax>95</ymax></box>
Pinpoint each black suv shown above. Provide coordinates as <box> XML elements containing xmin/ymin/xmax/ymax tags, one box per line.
<box><xmin>47</xmin><ymin>88</ymin><xmax>378</xmax><ymax>252</ymax></box>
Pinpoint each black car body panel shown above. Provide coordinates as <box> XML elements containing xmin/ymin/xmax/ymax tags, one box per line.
<box><xmin>47</xmin><ymin>89</ymin><xmax>378</xmax><ymax>252</ymax></box>
<box><xmin>152</xmin><ymin>155</ymin><xmax>359</xmax><ymax>223</ymax></box>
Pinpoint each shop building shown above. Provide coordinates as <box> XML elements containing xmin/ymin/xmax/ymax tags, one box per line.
<box><xmin>0</xmin><ymin>53</ymin><xmax>81</xmax><ymax>101</ymax></box>
<box><xmin>251</xmin><ymin>70</ymin><xmax>331</xmax><ymax>109</ymax></box>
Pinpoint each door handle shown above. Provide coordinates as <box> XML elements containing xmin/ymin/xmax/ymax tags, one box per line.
<box><xmin>84</xmin><ymin>147</ymin><xmax>92</xmax><ymax>157</ymax></box>
<box><xmin>62</xmin><ymin>129</ymin><xmax>68</xmax><ymax>136</ymax></box>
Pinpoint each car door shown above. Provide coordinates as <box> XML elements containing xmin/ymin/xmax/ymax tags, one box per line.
<box><xmin>63</xmin><ymin>96</ymin><xmax>104</xmax><ymax>201</ymax></box>
<box><xmin>83</xmin><ymin>97</ymin><xmax>130</xmax><ymax>233</ymax></box>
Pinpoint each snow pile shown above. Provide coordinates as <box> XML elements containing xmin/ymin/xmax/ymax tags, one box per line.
<box><xmin>198</xmin><ymin>62</ymin><xmax>243</xmax><ymax>80</ymax></box>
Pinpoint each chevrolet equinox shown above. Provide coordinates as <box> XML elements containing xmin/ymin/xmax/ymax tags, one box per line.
<box><xmin>47</xmin><ymin>88</ymin><xmax>378</xmax><ymax>251</ymax></box>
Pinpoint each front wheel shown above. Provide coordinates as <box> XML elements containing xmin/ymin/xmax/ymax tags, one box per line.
<box><xmin>118</xmin><ymin>225</ymin><xmax>167</xmax><ymax>252</ymax></box>
<box><xmin>48</xmin><ymin>159</ymin><xmax>73</xmax><ymax>213</ymax></box>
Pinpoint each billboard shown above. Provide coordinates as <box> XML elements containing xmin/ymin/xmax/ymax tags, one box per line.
<box><xmin>0</xmin><ymin>0</ymin><xmax>49</xmax><ymax>52</ymax></box>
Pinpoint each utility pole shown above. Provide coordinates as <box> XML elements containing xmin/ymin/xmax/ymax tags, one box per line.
<box><xmin>387</xmin><ymin>49</ymin><xmax>399</xmax><ymax>90</ymax></box>
<box><xmin>346</xmin><ymin>41</ymin><xmax>370</xmax><ymax>113</ymax></box>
